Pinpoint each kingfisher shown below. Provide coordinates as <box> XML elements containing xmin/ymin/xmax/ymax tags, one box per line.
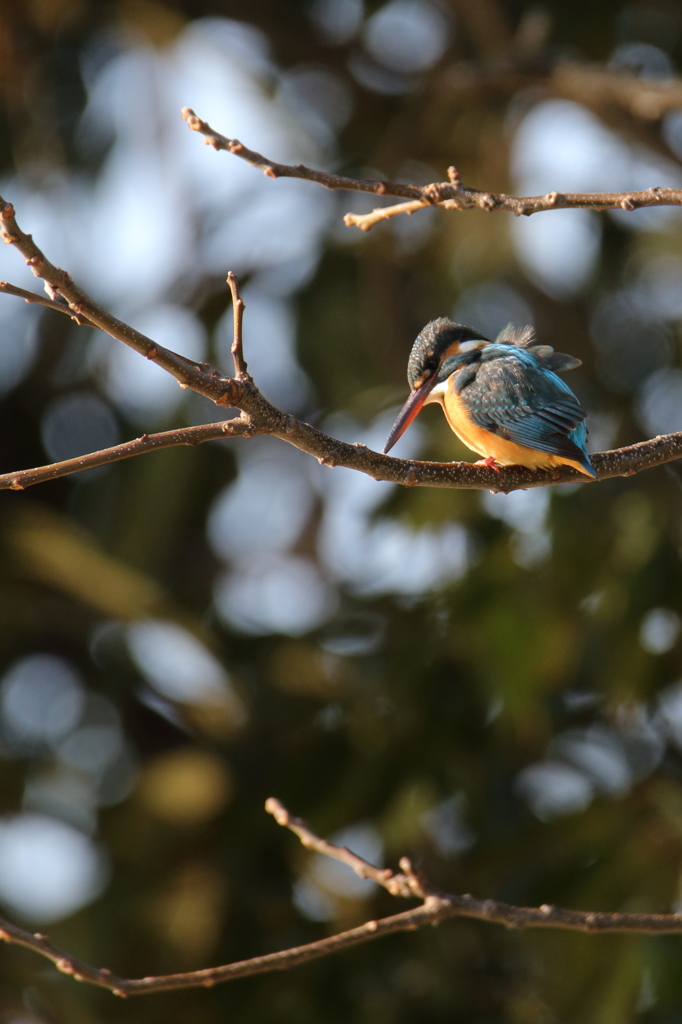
<box><xmin>383</xmin><ymin>318</ymin><xmax>596</xmax><ymax>479</ymax></box>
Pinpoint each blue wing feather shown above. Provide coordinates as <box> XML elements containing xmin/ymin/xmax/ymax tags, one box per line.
<box><xmin>454</xmin><ymin>346</ymin><xmax>595</xmax><ymax>476</ymax></box>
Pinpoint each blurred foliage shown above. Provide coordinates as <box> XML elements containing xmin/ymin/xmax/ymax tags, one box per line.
<box><xmin>3</xmin><ymin>1</ymin><xmax>682</xmax><ymax>1023</ymax></box>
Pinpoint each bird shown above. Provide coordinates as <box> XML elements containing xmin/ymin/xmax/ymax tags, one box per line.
<box><xmin>383</xmin><ymin>318</ymin><xmax>596</xmax><ymax>479</ymax></box>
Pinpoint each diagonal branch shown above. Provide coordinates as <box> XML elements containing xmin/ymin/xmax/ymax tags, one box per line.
<box><xmin>182</xmin><ymin>106</ymin><xmax>682</xmax><ymax>231</ymax></box>
<box><xmin>265</xmin><ymin>798</ymin><xmax>420</xmax><ymax>897</ymax></box>
<box><xmin>0</xmin><ymin>418</ymin><xmax>257</xmax><ymax>492</ymax></box>
<box><xmin>0</xmin><ymin>281</ymin><xmax>95</xmax><ymax>324</ymax></box>
<box><xmin>180</xmin><ymin>107</ymin><xmax>424</xmax><ymax>201</ymax></box>
<box><xmin>0</xmin><ymin>199</ymin><xmax>241</xmax><ymax>407</ymax></box>
<box><xmin>0</xmin><ymin>193</ymin><xmax>681</xmax><ymax>493</ymax></box>
<box><xmin>3</xmin><ymin>798</ymin><xmax>682</xmax><ymax>1000</ymax></box>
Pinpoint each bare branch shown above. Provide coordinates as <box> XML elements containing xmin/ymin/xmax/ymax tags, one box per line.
<box><xmin>0</xmin><ymin>193</ymin><xmax>681</xmax><ymax>492</ymax></box>
<box><xmin>4</xmin><ymin>798</ymin><xmax>682</xmax><ymax>1000</ymax></box>
<box><xmin>265</xmin><ymin>798</ymin><xmax>419</xmax><ymax>896</ymax></box>
<box><xmin>180</xmin><ymin>107</ymin><xmax>420</xmax><ymax>201</ymax></box>
<box><xmin>182</xmin><ymin>107</ymin><xmax>682</xmax><ymax>231</ymax></box>
<box><xmin>0</xmin><ymin>198</ymin><xmax>242</xmax><ymax>408</ymax></box>
<box><xmin>227</xmin><ymin>271</ymin><xmax>249</xmax><ymax>379</ymax></box>
<box><xmin>0</xmin><ymin>418</ymin><xmax>256</xmax><ymax>492</ymax></box>
<box><xmin>266</xmin><ymin>799</ymin><xmax>682</xmax><ymax>936</ymax></box>
<box><xmin>0</xmin><ymin>281</ymin><xmax>94</xmax><ymax>324</ymax></box>
<box><xmin>344</xmin><ymin>200</ymin><xmax>430</xmax><ymax>232</ymax></box>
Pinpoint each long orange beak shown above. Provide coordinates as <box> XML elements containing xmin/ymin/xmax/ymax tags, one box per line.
<box><xmin>383</xmin><ymin>373</ymin><xmax>438</xmax><ymax>454</ymax></box>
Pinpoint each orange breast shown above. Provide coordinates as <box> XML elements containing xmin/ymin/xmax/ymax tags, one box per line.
<box><xmin>438</xmin><ymin>385</ymin><xmax>592</xmax><ymax>477</ymax></box>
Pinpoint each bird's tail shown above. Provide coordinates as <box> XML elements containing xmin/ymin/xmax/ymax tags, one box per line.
<box><xmin>577</xmin><ymin>456</ymin><xmax>598</xmax><ymax>480</ymax></box>
<box><xmin>568</xmin><ymin>424</ymin><xmax>597</xmax><ymax>479</ymax></box>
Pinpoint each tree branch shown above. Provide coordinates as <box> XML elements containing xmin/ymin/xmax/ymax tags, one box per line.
<box><xmin>0</xmin><ymin>418</ymin><xmax>257</xmax><ymax>492</ymax></box>
<box><xmin>226</xmin><ymin>271</ymin><xmax>249</xmax><ymax>379</ymax></box>
<box><xmin>264</xmin><ymin>797</ymin><xmax>419</xmax><ymax>897</ymax></box>
<box><xmin>0</xmin><ymin>193</ymin><xmax>681</xmax><ymax>493</ymax></box>
<box><xmin>0</xmin><ymin>281</ymin><xmax>95</xmax><ymax>324</ymax></box>
<box><xmin>0</xmin><ymin>199</ymin><xmax>241</xmax><ymax>407</ymax></box>
<box><xmin>182</xmin><ymin>107</ymin><xmax>682</xmax><ymax>232</ymax></box>
<box><xmin>265</xmin><ymin>798</ymin><xmax>682</xmax><ymax>936</ymax></box>
<box><xmin>344</xmin><ymin>199</ymin><xmax>430</xmax><ymax>232</ymax></box>
<box><xmin>3</xmin><ymin>798</ymin><xmax>682</xmax><ymax>1000</ymax></box>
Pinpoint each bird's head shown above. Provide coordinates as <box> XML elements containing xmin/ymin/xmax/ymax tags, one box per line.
<box><xmin>383</xmin><ymin>318</ymin><xmax>490</xmax><ymax>454</ymax></box>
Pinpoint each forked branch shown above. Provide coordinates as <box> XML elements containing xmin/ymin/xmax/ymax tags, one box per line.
<box><xmin>2</xmin><ymin>798</ymin><xmax>682</xmax><ymax>999</ymax></box>
<box><xmin>0</xmin><ymin>193</ymin><xmax>681</xmax><ymax>493</ymax></box>
<box><xmin>181</xmin><ymin>106</ymin><xmax>682</xmax><ymax>232</ymax></box>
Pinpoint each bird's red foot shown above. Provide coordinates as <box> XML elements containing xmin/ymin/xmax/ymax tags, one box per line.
<box><xmin>474</xmin><ymin>457</ymin><xmax>501</xmax><ymax>474</ymax></box>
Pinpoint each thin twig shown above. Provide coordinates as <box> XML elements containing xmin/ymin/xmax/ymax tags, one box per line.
<box><xmin>344</xmin><ymin>200</ymin><xmax>429</xmax><ymax>232</ymax></box>
<box><xmin>3</xmin><ymin>798</ymin><xmax>682</xmax><ymax>1000</ymax></box>
<box><xmin>0</xmin><ymin>418</ymin><xmax>256</xmax><ymax>492</ymax></box>
<box><xmin>0</xmin><ymin>194</ymin><xmax>681</xmax><ymax>492</ymax></box>
<box><xmin>180</xmin><ymin>108</ymin><xmax>419</xmax><ymax>200</ymax></box>
<box><xmin>0</xmin><ymin>281</ymin><xmax>94</xmax><ymax>324</ymax></box>
<box><xmin>226</xmin><ymin>271</ymin><xmax>249</xmax><ymax>379</ymax></box>
<box><xmin>265</xmin><ymin>798</ymin><xmax>418</xmax><ymax>897</ymax></box>
<box><xmin>182</xmin><ymin>107</ymin><xmax>682</xmax><ymax>231</ymax></box>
